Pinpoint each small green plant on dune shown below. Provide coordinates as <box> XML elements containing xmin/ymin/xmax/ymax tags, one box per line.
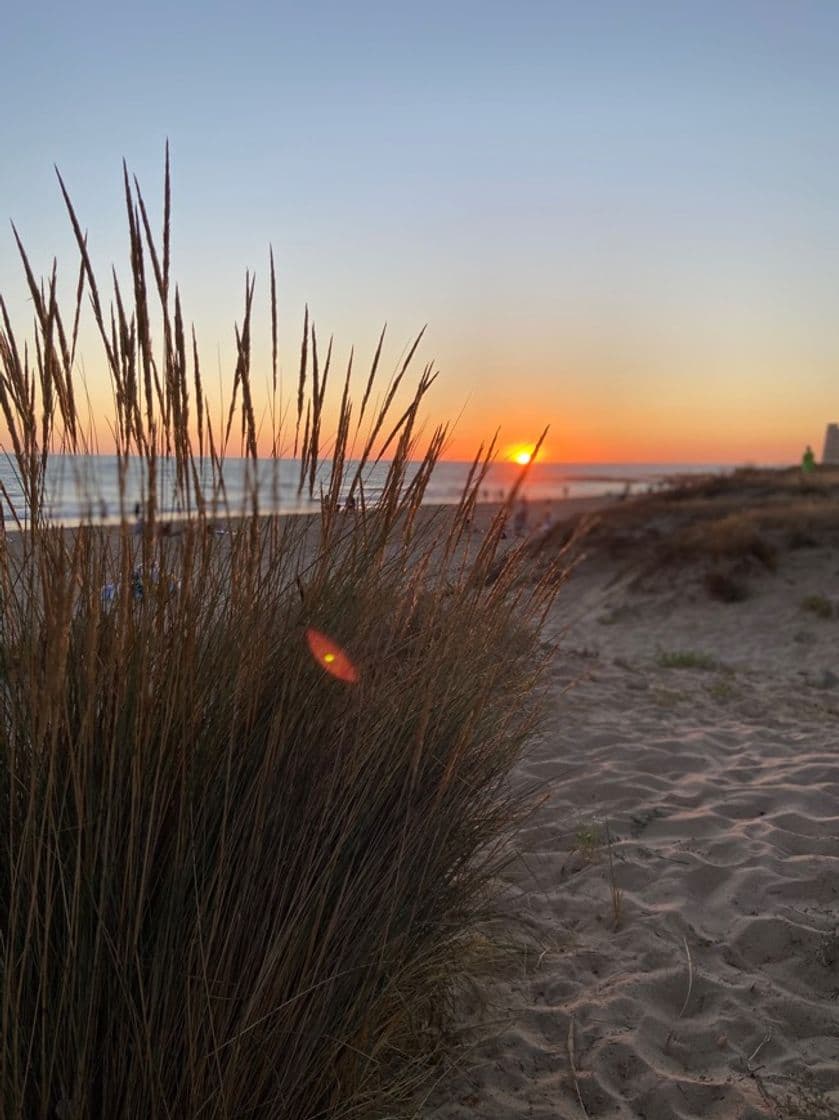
<box><xmin>573</xmin><ymin>822</ymin><xmax>602</xmax><ymax>860</ymax></box>
<box><xmin>708</xmin><ymin>678</ymin><xmax>738</xmax><ymax>702</ymax></box>
<box><xmin>597</xmin><ymin>602</ymin><xmax>634</xmax><ymax>625</ymax></box>
<box><xmin>651</xmin><ymin>686</ymin><xmax>689</xmax><ymax>707</ymax></box>
<box><xmin>800</xmin><ymin>593</ymin><xmax>834</xmax><ymax>619</ymax></box>
<box><xmin>571</xmin><ymin>822</ymin><xmax>623</xmax><ymax>927</ymax></box>
<box><xmin>656</xmin><ymin>649</ymin><xmax>719</xmax><ymax>671</ymax></box>
<box><xmin>0</xmin><ymin>158</ymin><xmax>559</xmax><ymax>1118</ymax></box>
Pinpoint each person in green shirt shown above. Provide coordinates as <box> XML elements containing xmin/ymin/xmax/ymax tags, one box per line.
<box><xmin>801</xmin><ymin>444</ymin><xmax>816</xmax><ymax>474</ymax></box>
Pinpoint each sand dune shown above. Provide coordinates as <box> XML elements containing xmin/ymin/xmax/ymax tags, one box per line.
<box><xmin>425</xmin><ymin>480</ymin><xmax>839</xmax><ymax>1119</ymax></box>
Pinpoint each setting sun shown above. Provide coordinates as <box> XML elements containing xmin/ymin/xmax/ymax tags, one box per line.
<box><xmin>508</xmin><ymin>445</ymin><xmax>536</xmax><ymax>466</ymax></box>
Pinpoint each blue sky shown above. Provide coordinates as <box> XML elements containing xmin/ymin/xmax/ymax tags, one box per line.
<box><xmin>2</xmin><ymin>1</ymin><xmax>839</xmax><ymax>460</ymax></box>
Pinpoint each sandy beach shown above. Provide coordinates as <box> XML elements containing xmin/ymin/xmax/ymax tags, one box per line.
<box><xmin>424</xmin><ymin>471</ymin><xmax>839</xmax><ymax>1119</ymax></box>
<box><xmin>4</xmin><ymin>473</ymin><xmax>836</xmax><ymax>1116</ymax></box>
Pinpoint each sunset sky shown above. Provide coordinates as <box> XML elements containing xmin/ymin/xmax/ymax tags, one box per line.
<box><xmin>2</xmin><ymin>1</ymin><xmax>838</xmax><ymax>463</ymax></box>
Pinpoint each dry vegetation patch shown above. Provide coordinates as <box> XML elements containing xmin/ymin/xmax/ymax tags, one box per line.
<box><xmin>656</xmin><ymin>649</ymin><xmax>720</xmax><ymax>671</ymax></box>
<box><xmin>800</xmin><ymin>592</ymin><xmax>834</xmax><ymax>619</ymax></box>
<box><xmin>538</xmin><ymin>466</ymin><xmax>839</xmax><ymax>604</ymax></box>
<box><xmin>0</xmin><ymin>160</ymin><xmax>560</xmax><ymax>1119</ymax></box>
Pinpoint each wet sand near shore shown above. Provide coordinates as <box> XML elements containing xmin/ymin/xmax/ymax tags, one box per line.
<box><xmin>0</xmin><ymin>492</ymin><xmax>616</xmax><ymax>578</ymax></box>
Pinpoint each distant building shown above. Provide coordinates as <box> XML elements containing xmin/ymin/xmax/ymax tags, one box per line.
<box><xmin>823</xmin><ymin>423</ymin><xmax>839</xmax><ymax>464</ymax></box>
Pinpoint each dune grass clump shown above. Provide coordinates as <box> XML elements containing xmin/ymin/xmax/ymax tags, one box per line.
<box><xmin>786</xmin><ymin>525</ymin><xmax>820</xmax><ymax>550</ymax></box>
<box><xmin>0</xmin><ymin>159</ymin><xmax>559</xmax><ymax>1118</ymax></box>
<box><xmin>666</xmin><ymin>513</ymin><xmax>777</xmax><ymax>571</ymax></box>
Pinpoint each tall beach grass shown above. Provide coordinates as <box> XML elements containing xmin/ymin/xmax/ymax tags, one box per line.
<box><xmin>0</xmin><ymin>156</ymin><xmax>561</xmax><ymax>1118</ymax></box>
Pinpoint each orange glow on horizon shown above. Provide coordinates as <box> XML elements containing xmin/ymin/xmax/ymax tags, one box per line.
<box><xmin>4</xmin><ymin>383</ymin><xmax>826</xmax><ymax>469</ymax></box>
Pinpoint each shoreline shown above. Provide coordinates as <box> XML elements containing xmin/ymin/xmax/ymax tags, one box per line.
<box><xmin>0</xmin><ymin>492</ymin><xmax>619</xmax><ymax>546</ymax></box>
<box><xmin>0</xmin><ymin>457</ymin><xmax>728</xmax><ymax>533</ymax></box>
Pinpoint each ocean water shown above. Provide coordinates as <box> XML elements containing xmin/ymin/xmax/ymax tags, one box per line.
<box><xmin>0</xmin><ymin>454</ymin><xmax>726</xmax><ymax>527</ymax></box>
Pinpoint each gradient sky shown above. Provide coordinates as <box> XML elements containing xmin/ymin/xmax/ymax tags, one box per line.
<box><xmin>2</xmin><ymin>1</ymin><xmax>838</xmax><ymax>463</ymax></box>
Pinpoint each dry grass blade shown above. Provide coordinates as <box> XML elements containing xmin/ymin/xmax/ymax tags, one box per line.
<box><xmin>678</xmin><ymin>935</ymin><xmax>694</xmax><ymax>1018</ymax></box>
<box><xmin>294</xmin><ymin>303</ymin><xmax>308</xmax><ymax>457</ymax></box>
<box><xmin>269</xmin><ymin>245</ymin><xmax>279</xmax><ymax>457</ymax></box>
<box><xmin>567</xmin><ymin>1015</ymin><xmax>588</xmax><ymax>1117</ymax></box>
<box><xmin>355</xmin><ymin>322</ymin><xmax>386</xmax><ymax>438</ymax></box>
<box><xmin>604</xmin><ymin>819</ymin><xmax>623</xmax><ymax>932</ymax></box>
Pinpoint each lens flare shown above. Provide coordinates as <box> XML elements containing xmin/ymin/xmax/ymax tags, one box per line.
<box><xmin>305</xmin><ymin>628</ymin><xmax>359</xmax><ymax>683</ymax></box>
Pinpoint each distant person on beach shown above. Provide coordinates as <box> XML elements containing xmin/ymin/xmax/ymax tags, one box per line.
<box><xmin>513</xmin><ymin>497</ymin><xmax>528</xmax><ymax>537</ymax></box>
<box><xmin>801</xmin><ymin>445</ymin><xmax>815</xmax><ymax>474</ymax></box>
<box><xmin>344</xmin><ymin>494</ymin><xmax>357</xmax><ymax>513</ymax></box>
